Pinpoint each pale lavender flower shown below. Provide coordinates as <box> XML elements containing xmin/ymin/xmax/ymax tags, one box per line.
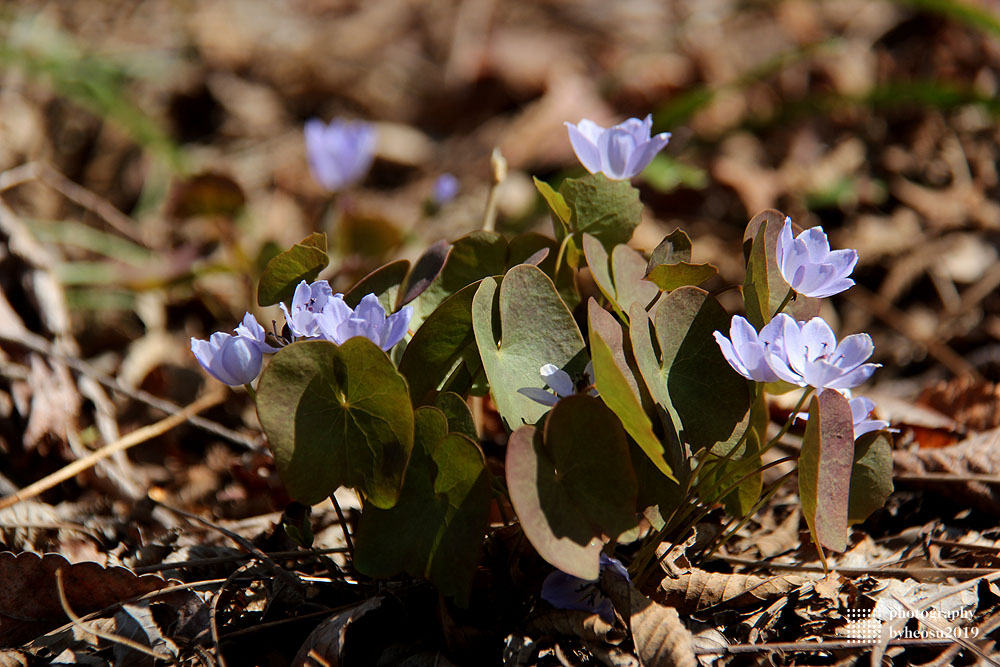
<box><xmin>541</xmin><ymin>554</ymin><xmax>629</xmax><ymax>624</ymax></box>
<box><xmin>775</xmin><ymin>217</ymin><xmax>858</xmax><ymax>298</ymax></box>
<box><xmin>305</xmin><ymin>118</ymin><xmax>376</xmax><ymax>191</ymax></box>
<box><xmin>714</xmin><ymin>315</ymin><xmax>783</xmax><ymax>383</ymax></box>
<box><xmin>280</xmin><ymin>280</ymin><xmax>334</xmax><ymax>340</ymax></box>
<box><xmin>316</xmin><ymin>293</ymin><xmax>412</xmax><ymax>351</ymax></box>
<box><xmin>795</xmin><ymin>393</ymin><xmax>890</xmax><ymax>440</ymax></box>
<box><xmin>565</xmin><ymin>115</ymin><xmax>671</xmax><ymax>180</ymax></box>
<box><xmin>432</xmin><ymin>173</ymin><xmax>459</xmax><ymax>205</ymax></box>
<box><xmin>766</xmin><ymin>314</ymin><xmax>879</xmax><ymax>394</ymax></box>
<box><xmin>518</xmin><ymin>361</ymin><xmax>597</xmax><ymax>407</ymax></box>
<box><xmin>235</xmin><ymin>312</ymin><xmax>279</xmax><ymax>353</ymax></box>
<box><xmin>191</xmin><ymin>332</ymin><xmax>262</xmax><ymax>386</ymax></box>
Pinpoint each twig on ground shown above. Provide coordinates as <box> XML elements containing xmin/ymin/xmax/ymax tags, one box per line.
<box><xmin>0</xmin><ymin>388</ymin><xmax>226</xmax><ymax>510</ymax></box>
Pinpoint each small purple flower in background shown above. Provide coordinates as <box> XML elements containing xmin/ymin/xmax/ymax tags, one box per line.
<box><xmin>541</xmin><ymin>554</ymin><xmax>629</xmax><ymax>624</ymax></box>
<box><xmin>775</xmin><ymin>217</ymin><xmax>858</xmax><ymax>298</ymax></box>
<box><xmin>191</xmin><ymin>331</ymin><xmax>263</xmax><ymax>387</ymax></box>
<box><xmin>796</xmin><ymin>394</ymin><xmax>890</xmax><ymax>440</ymax></box>
<box><xmin>432</xmin><ymin>173</ymin><xmax>459</xmax><ymax>206</ymax></box>
<box><xmin>317</xmin><ymin>293</ymin><xmax>412</xmax><ymax>351</ymax></box>
<box><xmin>518</xmin><ymin>361</ymin><xmax>597</xmax><ymax>407</ymax></box>
<box><xmin>304</xmin><ymin>118</ymin><xmax>376</xmax><ymax>191</ymax></box>
<box><xmin>766</xmin><ymin>314</ymin><xmax>879</xmax><ymax>394</ymax></box>
<box><xmin>565</xmin><ymin>115</ymin><xmax>670</xmax><ymax>180</ymax></box>
<box><xmin>714</xmin><ymin>315</ymin><xmax>783</xmax><ymax>383</ymax></box>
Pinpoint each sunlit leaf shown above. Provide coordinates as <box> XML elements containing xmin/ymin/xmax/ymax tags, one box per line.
<box><xmin>472</xmin><ymin>265</ymin><xmax>585</xmax><ymax>429</ymax></box>
<box><xmin>559</xmin><ymin>173</ymin><xmax>643</xmax><ymax>250</ymax></box>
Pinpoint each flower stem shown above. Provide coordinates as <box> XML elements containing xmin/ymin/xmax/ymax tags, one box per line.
<box><xmin>243</xmin><ymin>383</ymin><xmax>257</xmax><ymax>401</ymax></box>
<box><xmin>330</xmin><ymin>492</ymin><xmax>355</xmax><ymax>559</ymax></box>
<box><xmin>773</xmin><ymin>287</ymin><xmax>795</xmax><ymax>317</ymax></box>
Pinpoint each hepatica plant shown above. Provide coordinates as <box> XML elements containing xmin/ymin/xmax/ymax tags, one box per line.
<box><xmin>191</xmin><ymin>116</ymin><xmax>893</xmax><ymax>606</ymax></box>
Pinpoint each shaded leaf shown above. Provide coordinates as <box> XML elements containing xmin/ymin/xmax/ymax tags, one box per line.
<box><xmin>256</xmin><ymin>338</ymin><xmax>413</xmax><ymax>508</ymax></box>
<box><xmin>434</xmin><ymin>392</ymin><xmax>478</xmax><ymax>442</ymax></box>
<box><xmin>399</xmin><ymin>283</ymin><xmax>479</xmax><ymax>404</ymax></box>
<box><xmin>354</xmin><ymin>408</ymin><xmax>490</xmax><ymax>604</ymax></box>
<box><xmin>0</xmin><ymin>552</ymin><xmax>170</xmax><ymax>648</ymax></box>
<box><xmin>589</xmin><ymin>301</ymin><xmax>675</xmax><ymax>481</ymax></box>
<box><xmin>799</xmin><ymin>390</ymin><xmax>855</xmax><ymax>553</ymax></box>
<box><xmin>472</xmin><ymin>265</ymin><xmax>585</xmax><ymax>429</ymax></box>
<box><xmin>257</xmin><ymin>232</ymin><xmax>328</xmax><ymax>307</ymax></box>
<box><xmin>848</xmin><ymin>430</ymin><xmax>894</xmax><ymax>524</ymax></box>
<box><xmin>506</xmin><ymin>395</ymin><xmax>637</xmax><ymax>580</ymax></box>
<box><xmin>409</xmin><ymin>232</ymin><xmax>508</xmax><ymax>330</ymax></box>
<box><xmin>648</xmin><ymin>229</ymin><xmax>693</xmax><ymax>266</ymax></box>
<box><xmin>343</xmin><ymin>259</ymin><xmax>410</xmax><ymax>311</ymax></box>
<box><xmin>291</xmin><ymin>597</ymin><xmax>387</xmax><ymax>667</ymax></box>
<box><xmin>399</xmin><ymin>240</ymin><xmax>449</xmax><ymax>306</ymax></box>
<box><xmin>650</xmin><ymin>288</ymin><xmax>752</xmax><ymax>454</ymax></box>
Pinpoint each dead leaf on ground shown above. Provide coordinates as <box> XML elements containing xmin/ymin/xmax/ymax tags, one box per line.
<box><xmin>292</xmin><ymin>596</ymin><xmax>387</xmax><ymax>667</ymax></box>
<box><xmin>656</xmin><ymin>568</ymin><xmax>808</xmax><ymax>614</ymax></box>
<box><xmin>524</xmin><ymin>610</ymin><xmax>625</xmax><ymax>645</ymax></box>
<box><xmin>0</xmin><ymin>552</ymin><xmax>173</xmax><ymax>648</ymax></box>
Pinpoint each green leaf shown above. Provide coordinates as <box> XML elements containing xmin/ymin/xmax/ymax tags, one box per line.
<box><xmin>645</xmin><ymin>262</ymin><xmax>718</xmax><ymax>292</ymax></box>
<box><xmin>434</xmin><ymin>392</ymin><xmax>479</xmax><ymax>442</ymax></box>
<box><xmin>582</xmin><ymin>234</ymin><xmax>658</xmax><ymax>319</ymax></box>
<box><xmin>473</xmin><ymin>265</ymin><xmax>585</xmax><ymax>429</ymax></box>
<box><xmin>534</xmin><ymin>176</ymin><xmax>572</xmax><ymax>240</ymax></box>
<box><xmin>256</xmin><ymin>338</ymin><xmax>413</xmax><ymax>508</ymax></box>
<box><xmin>742</xmin><ymin>210</ymin><xmax>820</xmax><ymax>327</ymax></box>
<box><xmin>409</xmin><ymin>232</ymin><xmax>508</xmax><ymax>330</ymax></box>
<box><xmin>648</xmin><ymin>288</ymin><xmax>752</xmax><ymax>453</ymax></box>
<box><xmin>589</xmin><ymin>301</ymin><xmax>675</xmax><ymax>481</ymax></box>
<box><xmin>799</xmin><ymin>390</ymin><xmax>855</xmax><ymax>553</ymax></box>
<box><xmin>506</xmin><ymin>395</ymin><xmax>637</xmax><ymax>579</ymax></box>
<box><xmin>399</xmin><ymin>283</ymin><xmax>480</xmax><ymax>404</ymax></box>
<box><xmin>848</xmin><ymin>430</ymin><xmax>894</xmax><ymax>525</ymax></box>
<box><xmin>559</xmin><ymin>174</ymin><xmax>643</xmax><ymax>250</ymax></box>
<box><xmin>648</xmin><ymin>229</ymin><xmax>693</xmax><ymax>266</ymax></box>
<box><xmin>344</xmin><ymin>259</ymin><xmax>410</xmax><ymax>311</ymax></box>
<box><xmin>257</xmin><ymin>233</ymin><xmax>329</xmax><ymax>307</ymax></box>
<box><xmin>400</xmin><ymin>240</ymin><xmax>449</xmax><ymax>306</ymax></box>
<box><xmin>354</xmin><ymin>407</ymin><xmax>490</xmax><ymax>604</ymax></box>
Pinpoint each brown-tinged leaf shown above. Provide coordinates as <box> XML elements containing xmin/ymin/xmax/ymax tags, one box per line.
<box><xmin>0</xmin><ymin>650</ymin><xmax>29</xmax><ymax>667</ymax></box>
<box><xmin>165</xmin><ymin>171</ymin><xmax>246</xmax><ymax>219</ymax></box>
<box><xmin>656</xmin><ymin>568</ymin><xmax>807</xmax><ymax>613</ymax></box>
<box><xmin>0</xmin><ymin>552</ymin><xmax>172</xmax><ymax>648</ymax></box>
<box><xmin>918</xmin><ymin>375</ymin><xmax>1000</xmax><ymax>432</ymax></box>
<box><xmin>291</xmin><ymin>597</ymin><xmax>386</xmax><ymax>667</ymax></box>
<box><xmin>752</xmin><ymin>506</ymin><xmax>802</xmax><ymax>559</ymax></box>
<box><xmin>16</xmin><ymin>355</ymin><xmax>81</xmax><ymax>451</ymax></box>
<box><xmin>600</xmin><ymin>572</ymin><xmax>696</xmax><ymax>667</ymax></box>
<box><xmin>524</xmin><ymin>610</ymin><xmax>625</xmax><ymax>645</ymax></box>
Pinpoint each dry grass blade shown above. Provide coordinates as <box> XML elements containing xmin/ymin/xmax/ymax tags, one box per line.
<box><xmin>0</xmin><ymin>387</ymin><xmax>226</xmax><ymax>511</ymax></box>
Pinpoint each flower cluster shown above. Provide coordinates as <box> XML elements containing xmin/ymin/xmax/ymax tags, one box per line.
<box><xmin>518</xmin><ymin>362</ymin><xmax>597</xmax><ymax>407</ymax></box>
<box><xmin>715</xmin><ymin>314</ymin><xmax>878</xmax><ymax>394</ymax></box>
<box><xmin>305</xmin><ymin>118</ymin><xmax>377</xmax><ymax>192</ymax></box>
<box><xmin>191</xmin><ymin>280</ymin><xmax>412</xmax><ymax>386</ymax></box>
<box><xmin>565</xmin><ymin>115</ymin><xmax>670</xmax><ymax>180</ymax></box>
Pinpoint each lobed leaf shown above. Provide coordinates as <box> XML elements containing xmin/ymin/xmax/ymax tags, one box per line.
<box><xmin>559</xmin><ymin>173</ymin><xmax>643</xmax><ymax>250</ymax></box>
<box><xmin>343</xmin><ymin>259</ymin><xmax>410</xmax><ymax>311</ymax></box>
<box><xmin>256</xmin><ymin>232</ymin><xmax>328</xmax><ymax>307</ymax></box>
<box><xmin>506</xmin><ymin>395</ymin><xmax>637</xmax><ymax>580</ymax></box>
<box><xmin>256</xmin><ymin>338</ymin><xmax>413</xmax><ymax>507</ymax></box>
<box><xmin>472</xmin><ymin>264</ymin><xmax>585</xmax><ymax>430</ymax></box>
<box><xmin>354</xmin><ymin>407</ymin><xmax>491</xmax><ymax>604</ymax></box>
